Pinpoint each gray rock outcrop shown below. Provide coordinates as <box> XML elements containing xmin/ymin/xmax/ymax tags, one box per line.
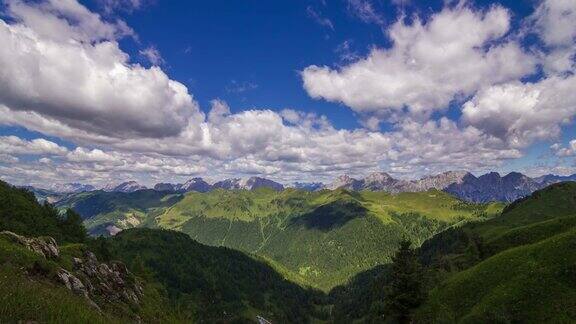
<box><xmin>0</xmin><ymin>231</ymin><xmax>59</xmax><ymax>259</ymax></box>
<box><xmin>2</xmin><ymin>231</ymin><xmax>143</xmax><ymax>313</ymax></box>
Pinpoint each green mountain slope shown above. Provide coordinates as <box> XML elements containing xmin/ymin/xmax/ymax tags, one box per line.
<box><xmin>3</xmin><ymin>179</ymin><xmax>575</xmax><ymax>322</ymax></box>
<box><xmin>1</xmin><ymin>181</ymin><xmax>322</xmax><ymax>323</ymax></box>
<box><xmin>159</xmin><ymin>188</ymin><xmax>501</xmax><ymax>290</ymax></box>
<box><xmin>330</xmin><ymin>182</ymin><xmax>576</xmax><ymax>322</ymax></box>
<box><xmin>60</xmin><ymin>187</ymin><xmax>502</xmax><ymax>291</ymax></box>
<box><xmin>0</xmin><ymin>239</ymin><xmax>108</xmax><ymax>323</ymax></box>
<box><xmin>421</xmin><ymin>182</ymin><xmax>576</xmax><ymax>266</ymax></box>
<box><xmin>103</xmin><ymin>228</ymin><xmax>322</xmax><ymax>322</ymax></box>
<box><xmin>417</xmin><ymin>228</ymin><xmax>576</xmax><ymax>323</ymax></box>
<box><xmin>476</xmin><ymin>182</ymin><xmax>576</xmax><ymax>246</ymax></box>
<box><xmin>413</xmin><ymin>182</ymin><xmax>576</xmax><ymax>323</ymax></box>
<box><xmin>57</xmin><ymin>189</ymin><xmax>183</xmax><ymax>235</ymax></box>
<box><xmin>0</xmin><ymin>181</ymin><xmax>184</xmax><ymax>323</ymax></box>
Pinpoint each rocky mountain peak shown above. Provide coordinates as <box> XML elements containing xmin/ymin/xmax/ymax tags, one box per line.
<box><xmin>104</xmin><ymin>181</ymin><xmax>147</xmax><ymax>193</ymax></box>
<box><xmin>416</xmin><ymin>170</ymin><xmax>473</xmax><ymax>190</ymax></box>
<box><xmin>180</xmin><ymin>177</ymin><xmax>212</xmax><ymax>192</ymax></box>
<box><xmin>213</xmin><ymin>178</ymin><xmax>242</xmax><ymax>190</ymax></box>
<box><xmin>243</xmin><ymin>177</ymin><xmax>284</xmax><ymax>191</ymax></box>
<box><xmin>362</xmin><ymin>172</ymin><xmax>408</xmax><ymax>192</ymax></box>
<box><xmin>503</xmin><ymin>172</ymin><xmax>530</xmax><ymax>181</ymax></box>
<box><xmin>336</xmin><ymin>174</ymin><xmax>353</xmax><ymax>181</ymax></box>
<box><xmin>329</xmin><ymin>175</ymin><xmax>362</xmax><ymax>190</ymax></box>
<box><xmin>442</xmin><ymin>170</ymin><xmax>472</xmax><ymax>180</ymax></box>
<box><xmin>364</xmin><ymin>172</ymin><xmax>394</xmax><ymax>182</ymax></box>
<box><xmin>52</xmin><ymin>183</ymin><xmax>95</xmax><ymax>193</ymax></box>
<box><xmin>291</xmin><ymin>182</ymin><xmax>326</xmax><ymax>191</ymax></box>
<box><xmin>154</xmin><ymin>183</ymin><xmax>176</xmax><ymax>192</ymax></box>
<box><xmin>212</xmin><ymin>177</ymin><xmax>283</xmax><ymax>191</ymax></box>
<box><xmin>480</xmin><ymin>172</ymin><xmax>502</xmax><ymax>181</ymax></box>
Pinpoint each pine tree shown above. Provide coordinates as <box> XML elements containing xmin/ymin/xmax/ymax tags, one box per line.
<box><xmin>58</xmin><ymin>209</ymin><xmax>88</xmax><ymax>243</ymax></box>
<box><xmin>383</xmin><ymin>239</ymin><xmax>425</xmax><ymax>323</ymax></box>
<box><xmin>93</xmin><ymin>236</ymin><xmax>112</xmax><ymax>262</ymax></box>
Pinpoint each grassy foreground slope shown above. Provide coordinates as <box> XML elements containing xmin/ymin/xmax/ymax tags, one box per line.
<box><xmin>417</xmin><ymin>229</ymin><xmax>576</xmax><ymax>323</ymax></box>
<box><xmin>0</xmin><ymin>234</ymin><xmax>183</xmax><ymax>323</ymax></box>
<box><xmin>414</xmin><ymin>182</ymin><xmax>576</xmax><ymax>323</ymax></box>
<box><xmin>155</xmin><ymin>188</ymin><xmax>501</xmax><ymax>290</ymax></box>
<box><xmin>0</xmin><ymin>234</ymin><xmax>104</xmax><ymax>323</ymax></box>
<box><xmin>0</xmin><ymin>180</ymin><xmax>184</xmax><ymax>323</ymax></box>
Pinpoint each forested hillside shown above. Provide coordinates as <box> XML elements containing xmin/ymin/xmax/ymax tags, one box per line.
<box><xmin>0</xmin><ymin>180</ymin><xmax>186</xmax><ymax>322</ymax></box>
<box><xmin>57</xmin><ymin>189</ymin><xmax>183</xmax><ymax>235</ymax></box>
<box><xmin>0</xmin><ymin>180</ymin><xmax>86</xmax><ymax>243</ymax></box>
<box><xmin>60</xmin><ymin>187</ymin><xmax>502</xmax><ymax>290</ymax></box>
<box><xmin>3</xmin><ymin>179</ymin><xmax>576</xmax><ymax>322</ymax></box>
<box><xmin>333</xmin><ymin>182</ymin><xmax>576</xmax><ymax>323</ymax></box>
<box><xmin>100</xmin><ymin>228</ymin><xmax>324</xmax><ymax>322</ymax></box>
<box><xmin>0</xmin><ymin>181</ymin><xmax>321</xmax><ymax>323</ymax></box>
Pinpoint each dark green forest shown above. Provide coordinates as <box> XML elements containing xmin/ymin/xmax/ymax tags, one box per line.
<box><xmin>0</xmin><ymin>180</ymin><xmax>87</xmax><ymax>244</ymax></box>
<box><xmin>1</xmin><ymin>180</ymin><xmax>576</xmax><ymax>322</ymax></box>
<box><xmin>95</xmin><ymin>228</ymin><xmax>325</xmax><ymax>323</ymax></box>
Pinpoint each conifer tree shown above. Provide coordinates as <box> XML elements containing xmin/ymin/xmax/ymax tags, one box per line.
<box><xmin>383</xmin><ymin>239</ymin><xmax>425</xmax><ymax>323</ymax></box>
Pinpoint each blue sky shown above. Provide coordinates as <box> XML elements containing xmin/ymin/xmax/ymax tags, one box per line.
<box><xmin>0</xmin><ymin>0</ymin><xmax>574</xmax><ymax>188</ymax></box>
<box><xmin>88</xmin><ymin>0</ymin><xmax>537</xmax><ymax>128</ymax></box>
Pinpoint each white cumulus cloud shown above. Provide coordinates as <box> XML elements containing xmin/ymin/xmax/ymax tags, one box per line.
<box><xmin>462</xmin><ymin>75</ymin><xmax>576</xmax><ymax>147</ymax></box>
<box><xmin>302</xmin><ymin>5</ymin><xmax>535</xmax><ymax>119</ymax></box>
<box><xmin>0</xmin><ymin>135</ymin><xmax>68</xmax><ymax>155</ymax></box>
<box><xmin>0</xmin><ymin>0</ymin><xmax>202</xmax><ymax>139</ymax></box>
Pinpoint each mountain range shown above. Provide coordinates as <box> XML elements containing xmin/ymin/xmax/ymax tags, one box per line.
<box><xmin>324</xmin><ymin>171</ymin><xmax>576</xmax><ymax>202</ymax></box>
<box><xmin>19</xmin><ymin>171</ymin><xmax>576</xmax><ymax>203</ymax></box>
<box><xmin>3</xmin><ymin>178</ymin><xmax>576</xmax><ymax>322</ymax></box>
<box><xmin>56</xmin><ymin>186</ymin><xmax>503</xmax><ymax>290</ymax></box>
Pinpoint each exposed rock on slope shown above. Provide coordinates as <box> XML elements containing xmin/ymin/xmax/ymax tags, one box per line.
<box><xmin>1</xmin><ymin>231</ymin><xmax>60</xmax><ymax>259</ymax></box>
<box><xmin>70</xmin><ymin>251</ymin><xmax>143</xmax><ymax>306</ymax></box>
<box><xmin>1</xmin><ymin>231</ymin><xmax>143</xmax><ymax>313</ymax></box>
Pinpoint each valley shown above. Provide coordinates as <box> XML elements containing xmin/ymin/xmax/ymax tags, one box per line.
<box><xmin>1</xmin><ymin>0</ymin><xmax>574</xmax><ymax>321</ymax></box>
<box><xmin>58</xmin><ymin>187</ymin><xmax>502</xmax><ymax>290</ymax></box>
<box><xmin>2</xmin><ymin>179</ymin><xmax>576</xmax><ymax>322</ymax></box>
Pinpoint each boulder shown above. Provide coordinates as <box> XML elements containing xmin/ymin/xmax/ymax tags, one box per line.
<box><xmin>57</xmin><ymin>269</ymin><xmax>88</xmax><ymax>298</ymax></box>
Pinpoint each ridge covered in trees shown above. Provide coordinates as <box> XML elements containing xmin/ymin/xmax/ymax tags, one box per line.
<box><xmin>2</xmin><ymin>180</ymin><xmax>576</xmax><ymax>322</ymax></box>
